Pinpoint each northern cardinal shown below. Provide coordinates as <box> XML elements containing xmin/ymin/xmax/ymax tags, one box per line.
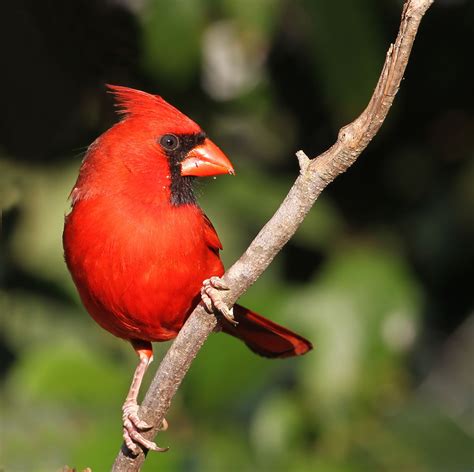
<box><xmin>63</xmin><ymin>85</ymin><xmax>312</xmax><ymax>453</ymax></box>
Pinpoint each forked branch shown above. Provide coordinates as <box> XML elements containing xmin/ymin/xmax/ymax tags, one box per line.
<box><xmin>112</xmin><ymin>0</ymin><xmax>433</xmax><ymax>469</ymax></box>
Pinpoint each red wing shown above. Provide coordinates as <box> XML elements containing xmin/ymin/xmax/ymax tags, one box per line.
<box><xmin>202</xmin><ymin>213</ymin><xmax>223</xmax><ymax>254</ymax></box>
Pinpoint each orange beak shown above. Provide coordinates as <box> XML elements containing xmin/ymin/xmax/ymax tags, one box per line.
<box><xmin>181</xmin><ymin>138</ymin><xmax>235</xmax><ymax>177</ymax></box>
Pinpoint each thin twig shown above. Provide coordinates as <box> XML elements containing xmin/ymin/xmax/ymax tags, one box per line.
<box><xmin>112</xmin><ymin>0</ymin><xmax>433</xmax><ymax>469</ymax></box>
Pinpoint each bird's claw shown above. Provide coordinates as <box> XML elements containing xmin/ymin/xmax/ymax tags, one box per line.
<box><xmin>205</xmin><ymin>276</ymin><xmax>230</xmax><ymax>290</ymax></box>
<box><xmin>123</xmin><ymin>401</ymin><xmax>152</xmax><ymax>430</ymax></box>
<box><xmin>201</xmin><ymin>277</ymin><xmax>238</xmax><ymax>326</ymax></box>
<box><xmin>122</xmin><ymin>401</ymin><xmax>169</xmax><ymax>453</ymax></box>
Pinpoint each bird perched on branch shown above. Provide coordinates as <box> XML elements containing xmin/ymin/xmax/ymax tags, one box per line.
<box><xmin>63</xmin><ymin>85</ymin><xmax>312</xmax><ymax>453</ymax></box>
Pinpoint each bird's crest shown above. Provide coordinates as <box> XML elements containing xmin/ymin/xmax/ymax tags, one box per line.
<box><xmin>106</xmin><ymin>84</ymin><xmax>198</xmax><ymax>130</ymax></box>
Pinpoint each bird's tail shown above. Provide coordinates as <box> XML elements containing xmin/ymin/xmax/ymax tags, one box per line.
<box><xmin>221</xmin><ymin>304</ymin><xmax>312</xmax><ymax>358</ymax></box>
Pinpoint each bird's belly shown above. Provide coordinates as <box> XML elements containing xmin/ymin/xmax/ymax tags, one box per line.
<box><xmin>75</xmin><ymin>248</ymin><xmax>221</xmax><ymax>342</ymax></box>
<box><xmin>64</xmin><ymin>200</ymin><xmax>224</xmax><ymax>342</ymax></box>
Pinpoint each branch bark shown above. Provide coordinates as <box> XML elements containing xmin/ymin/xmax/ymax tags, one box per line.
<box><xmin>112</xmin><ymin>0</ymin><xmax>433</xmax><ymax>469</ymax></box>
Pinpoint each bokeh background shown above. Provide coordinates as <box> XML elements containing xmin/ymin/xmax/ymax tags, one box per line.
<box><xmin>1</xmin><ymin>0</ymin><xmax>473</xmax><ymax>471</ymax></box>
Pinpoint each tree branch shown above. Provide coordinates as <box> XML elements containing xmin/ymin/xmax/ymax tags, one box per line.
<box><xmin>112</xmin><ymin>0</ymin><xmax>433</xmax><ymax>469</ymax></box>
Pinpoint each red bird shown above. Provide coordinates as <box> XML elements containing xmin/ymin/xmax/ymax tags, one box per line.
<box><xmin>63</xmin><ymin>85</ymin><xmax>312</xmax><ymax>453</ymax></box>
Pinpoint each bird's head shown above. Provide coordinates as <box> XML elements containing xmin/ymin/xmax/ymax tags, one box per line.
<box><xmin>72</xmin><ymin>85</ymin><xmax>234</xmax><ymax>206</ymax></box>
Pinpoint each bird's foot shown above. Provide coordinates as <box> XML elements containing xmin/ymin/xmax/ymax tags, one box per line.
<box><xmin>201</xmin><ymin>276</ymin><xmax>238</xmax><ymax>326</ymax></box>
<box><xmin>122</xmin><ymin>400</ymin><xmax>169</xmax><ymax>453</ymax></box>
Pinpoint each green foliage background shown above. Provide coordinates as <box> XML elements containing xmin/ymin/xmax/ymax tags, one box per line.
<box><xmin>1</xmin><ymin>0</ymin><xmax>473</xmax><ymax>471</ymax></box>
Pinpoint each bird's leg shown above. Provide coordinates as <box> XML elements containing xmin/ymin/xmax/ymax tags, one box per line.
<box><xmin>201</xmin><ymin>276</ymin><xmax>238</xmax><ymax>326</ymax></box>
<box><xmin>122</xmin><ymin>340</ymin><xmax>168</xmax><ymax>454</ymax></box>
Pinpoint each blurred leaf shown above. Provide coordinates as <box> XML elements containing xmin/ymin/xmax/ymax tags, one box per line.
<box><xmin>196</xmin><ymin>427</ymin><xmax>254</xmax><ymax>472</ymax></box>
<box><xmin>220</xmin><ymin>0</ymin><xmax>282</xmax><ymax>37</ymax></box>
<box><xmin>4</xmin><ymin>158</ymin><xmax>79</xmax><ymax>293</ymax></box>
<box><xmin>303</xmin><ymin>0</ymin><xmax>385</xmax><ymax>123</ymax></box>
<box><xmin>1</xmin><ymin>289</ymin><xmax>113</xmax><ymax>355</ymax></box>
<box><xmin>250</xmin><ymin>391</ymin><xmax>308</xmax><ymax>467</ymax></box>
<box><xmin>140</xmin><ymin>0</ymin><xmax>205</xmax><ymax>87</ymax></box>
<box><xmin>6</xmin><ymin>341</ymin><xmax>128</xmax><ymax>408</ymax></box>
<box><xmin>361</xmin><ymin>400</ymin><xmax>474</xmax><ymax>472</ymax></box>
<box><xmin>0</xmin><ymin>158</ymin><xmax>22</xmax><ymax>210</ymax></box>
<box><xmin>2</xmin><ymin>338</ymin><xmax>129</xmax><ymax>471</ymax></box>
<box><xmin>295</xmin><ymin>243</ymin><xmax>422</xmax><ymax>420</ymax></box>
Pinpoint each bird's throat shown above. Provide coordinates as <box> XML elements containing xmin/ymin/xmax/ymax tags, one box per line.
<box><xmin>169</xmin><ymin>173</ymin><xmax>196</xmax><ymax>206</ymax></box>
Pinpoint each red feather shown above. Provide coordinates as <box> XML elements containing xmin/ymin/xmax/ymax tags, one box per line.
<box><xmin>222</xmin><ymin>305</ymin><xmax>312</xmax><ymax>358</ymax></box>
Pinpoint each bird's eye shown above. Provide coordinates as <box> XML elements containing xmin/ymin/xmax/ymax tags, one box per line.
<box><xmin>160</xmin><ymin>134</ymin><xmax>180</xmax><ymax>151</ymax></box>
